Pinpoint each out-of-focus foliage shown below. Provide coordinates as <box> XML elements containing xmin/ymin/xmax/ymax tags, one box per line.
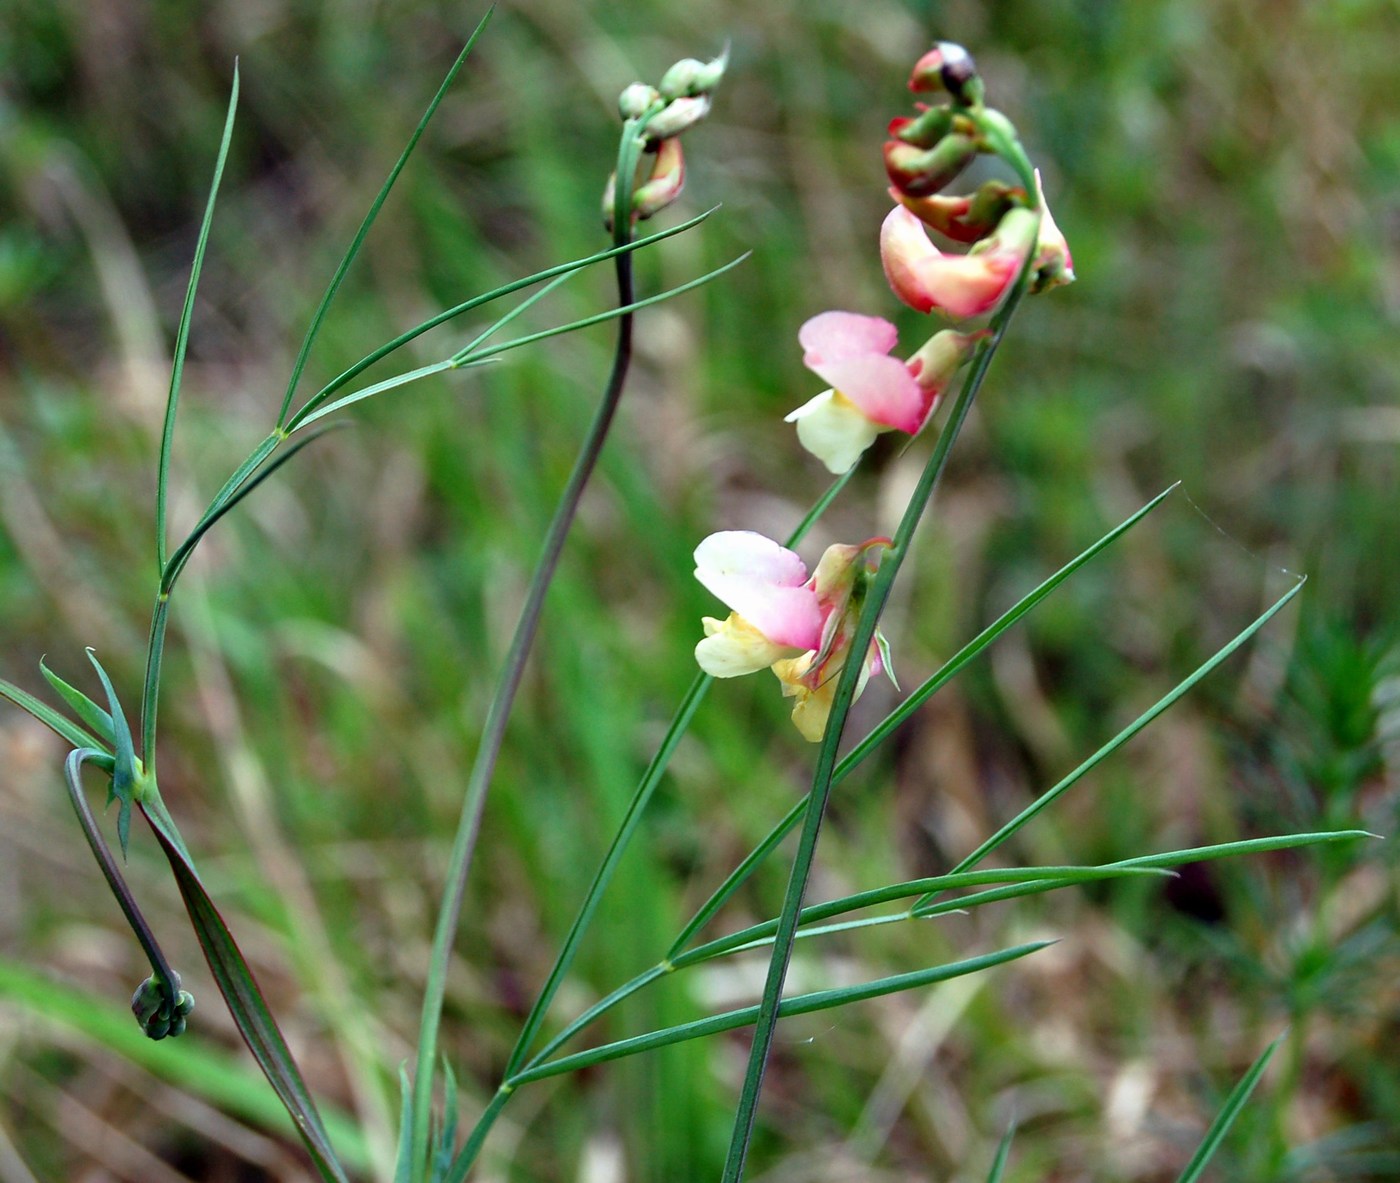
<box><xmin>0</xmin><ymin>1</ymin><xmax>1396</xmax><ymax>1180</ymax></box>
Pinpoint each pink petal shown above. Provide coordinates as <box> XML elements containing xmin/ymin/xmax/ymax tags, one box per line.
<box><xmin>810</xmin><ymin>352</ymin><xmax>928</xmax><ymax>434</ymax></box>
<box><xmin>693</xmin><ymin>531</ymin><xmax>823</xmax><ymax>650</ymax></box>
<box><xmin>799</xmin><ymin>311</ymin><xmax>898</xmax><ymax>366</ymax></box>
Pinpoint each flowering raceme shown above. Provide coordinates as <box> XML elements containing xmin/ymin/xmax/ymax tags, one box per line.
<box><xmin>785</xmin><ymin>311</ymin><xmax>980</xmax><ymax>474</ymax></box>
<box><xmin>694</xmin><ymin>531</ymin><xmax>893</xmax><ymax>741</ymax></box>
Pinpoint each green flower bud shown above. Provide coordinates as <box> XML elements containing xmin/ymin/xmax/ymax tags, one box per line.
<box><xmin>619</xmin><ymin>82</ymin><xmax>660</xmax><ymax>120</ymax></box>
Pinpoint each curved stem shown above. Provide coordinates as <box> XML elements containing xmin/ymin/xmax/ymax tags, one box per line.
<box><xmin>63</xmin><ymin>748</ymin><xmax>180</xmax><ymax>993</ymax></box>
<box><xmin>408</xmin><ymin>118</ymin><xmax>651</xmax><ymax>1181</ymax></box>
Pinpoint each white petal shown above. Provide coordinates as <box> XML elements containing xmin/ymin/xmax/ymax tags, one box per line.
<box><xmin>785</xmin><ymin>390</ymin><xmax>884</xmax><ymax>474</ymax></box>
<box><xmin>695</xmin><ymin>614</ymin><xmax>791</xmax><ymax>678</ymax></box>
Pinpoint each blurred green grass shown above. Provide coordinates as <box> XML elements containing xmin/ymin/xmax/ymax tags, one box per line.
<box><xmin>1</xmin><ymin>0</ymin><xmax>1397</xmax><ymax>1180</ymax></box>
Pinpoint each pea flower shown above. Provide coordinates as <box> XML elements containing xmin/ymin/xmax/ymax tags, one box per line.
<box><xmin>880</xmin><ymin>202</ymin><xmax>1039</xmax><ymax>320</ymax></box>
<box><xmin>694</xmin><ymin>531</ymin><xmax>894</xmax><ymax>742</ymax></box>
<box><xmin>784</xmin><ymin>311</ymin><xmax>980</xmax><ymax>474</ymax></box>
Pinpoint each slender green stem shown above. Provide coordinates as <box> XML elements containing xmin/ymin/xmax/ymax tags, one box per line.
<box><xmin>720</xmin><ymin>281</ymin><xmax>1028</xmax><ymax>1183</ymax></box>
<box><xmin>139</xmin><ymin>594</ymin><xmax>171</xmax><ymax>769</ymax></box>
<box><xmin>410</xmin><ymin>117</ymin><xmax>652</xmax><ymax>1182</ymax></box>
<box><xmin>63</xmin><ymin>748</ymin><xmax>179</xmax><ymax>991</ymax></box>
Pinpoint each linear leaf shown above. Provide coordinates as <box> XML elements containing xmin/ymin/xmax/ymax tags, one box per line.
<box><xmin>1175</xmin><ymin>1033</ymin><xmax>1285</xmax><ymax>1183</ymax></box>
<box><xmin>40</xmin><ymin>658</ymin><xmax>116</xmax><ymax>747</ymax></box>
<box><xmin>277</xmin><ymin>6</ymin><xmax>495</xmax><ymax>427</ymax></box>
<box><xmin>145</xmin><ymin>810</ymin><xmax>350</xmax><ymax>1182</ymax></box>
<box><xmin>0</xmin><ymin>676</ymin><xmax>108</xmax><ymax>752</ymax></box>
<box><xmin>507</xmin><ymin>942</ymin><xmax>1051</xmax><ymax>1088</ymax></box>
<box><xmin>158</xmin><ymin>62</ymin><xmax>240</xmax><ymax>570</ymax></box>
<box><xmin>915</xmin><ymin>575</ymin><xmax>1306</xmax><ymax>908</ymax></box>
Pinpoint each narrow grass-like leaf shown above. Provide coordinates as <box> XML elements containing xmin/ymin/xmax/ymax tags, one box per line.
<box><xmin>506</xmin><ymin>943</ymin><xmax>1050</xmax><ymax>1088</ymax></box>
<box><xmin>450</xmin><ymin>252</ymin><xmax>752</xmax><ymax>367</ymax></box>
<box><xmin>85</xmin><ymin>649</ymin><xmax>138</xmax><ymax>856</ymax></box>
<box><xmin>0</xmin><ymin>958</ymin><xmax>370</xmax><ymax>1173</ymax></box>
<box><xmin>503</xmin><ymin>672</ymin><xmax>712</xmax><ymax>1075</ymax></box>
<box><xmin>40</xmin><ymin>658</ymin><xmax>115</xmax><ymax>747</ymax></box>
<box><xmin>145</xmin><ymin>811</ymin><xmax>350</xmax><ymax>1183</ymax></box>
<box><xmin>157</xmin><ymin>63</ymin><xmax>239</xmax><ymax>571</ymax></box>
<box><xmin>672</xmin><ymin>484</ymin><xmax>1179</xmax><ymax>955</ymax></box>
<box><xmin>289</xmin><ymin>360</ymin><xmax>458</xmax><ymax>431</ymax></box>
<box><xmin>910</xmin><ymin>831</ymin><xmax>1369</xmax><ymax>920</ymax></box>
<box><xmin>162</xmin><ymin>425</ymin><xmax>347</xmax><ymax>591</ymax></box>
<box><xmin>987</xmin><ymin>1123</ymin><xmax>1016</xmax><ymax>1182</ymax></box>
<box><xmin>1175</xmin><ymin>1032</ymin><xmax>1286</xmax><ymax>1183</ymax></box>
<box><xmin>395</xmin><ymin>1066</ymin><xmax>415</xmax><ymax>1183</ymax></box>
<box><xmin>289</xmin><ymin>206</ymin><xmax>718</xmax><ymax>431</ymax></box>
<box><xmin>913</xmin><ymin>575</ymin><xmax>1307</xmax><ymax>909</ymax></box>
<box><xmin>276</xmin><ymin>7</ymin><xmax>495</xmax><ymax>427</ymax></box>
<box><xmin>676</xmin><ymin>866</ymin><xmax>1170</xmax><ymax>967</ymax></box>
<box><xmin>0</xmin><ymin>676</ymin><xmax>108</xmax><ymax>753</ymax></box>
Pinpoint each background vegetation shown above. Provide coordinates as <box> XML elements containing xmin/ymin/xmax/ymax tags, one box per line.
<box><xmin>1</xmin><ymin>0</ymin><xmax>1396</xmax><ymax>1179</ymax></box>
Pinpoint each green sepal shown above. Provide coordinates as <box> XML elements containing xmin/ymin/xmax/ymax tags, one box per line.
<box><xmin>84</xmin><ymin>649</ymin><xmax>140</xmax><ymax>858</ymax></box>
<box><xmin>40</xmin><ymin>658</ymin><xmax>116</xmax><ymax>747</ymax></box>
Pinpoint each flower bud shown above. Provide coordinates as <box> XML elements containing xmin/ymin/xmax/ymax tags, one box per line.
<box><xmin>906</xmin><ymin>329</ymin><xmax>985</xmax><ymax>400</ymax></box>
<box><xmin>1030</xmin><ymin>169</ymin><xmax>1076</xmax><ymax>293</ymax></box>
<box><xmin>909</xmin><ymin>42</ymin><xmax>980</xmax><ymax>104</ymax></box>
<box><xmin>646</xmin><ymin>93</ymin><xmax>711</xmax><ymax>141</ymax></box>
<box><xmin>633</xmin><ymin>137</ymin><xmax>686</xmax><ymax>219</ymax></box>
<box><xmin>891</xmin><ymin>179</ymin><xmax>1023</xmax><ymax>244</ymax></box>
<box><xmin>658</xmin><ymin>45</ymin><xmax>728</xmax><ymax>99</ymax></box>
<box><xmin>619</xmin><ymin>82</ymin><xmax>660</xmax><ymax>120</ymax></box>
<box><xmin>884</xmin><ymin>132</ymin><xmax>978</xmax><ymax>198</ymax></box>
<box><xmin>889</xmin><ymin>105</ymin><xmax>955</xmax><ymax>149</ymax></box>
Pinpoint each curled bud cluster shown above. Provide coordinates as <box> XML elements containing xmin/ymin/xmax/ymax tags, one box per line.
<box><xmin>132</xmin><ymin>973</ymin><xmax>195</xmax><ymax>1040</ymax></box>
<box><xmin>604</xmin><ymin>46</ymin><xmax>728</xmax><ymax>231</ymax></box>
<box><xmin>880</xmin><ymin>41</ymin><xmax>1075</xmax><ymax>319</ymax></box>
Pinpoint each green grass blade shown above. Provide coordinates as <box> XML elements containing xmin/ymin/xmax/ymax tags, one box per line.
<box><xmin>505</xmin><ymin>943</ymin><xmax>1051</xmax><ymax>1089</ymax></box>
<box><xmin>1175</xmin><ymin>1032</ymin><xmax>1286</xmax><ymax>1183</ymax></box>
<box><xmin>289</xmin><ymin>360</ymin><xmax>458</xmax><ymax>432</ymax></box>
<box><xmin>503</xmin><ymin>673</ymin><xmax>712</xmax><ymax>1076</ymax></box>
<box><xmin>987</xmin><ymin>1123</ymin><xmax>1016</xmax><ymax>1182</ymax></box>
<box><xmin>0</xmin><ymin>958</ymin><xmax>370</xmax><ymax>1174</ymax></box>
<box><xmin>0</xmin><ymin>676</ymin><xmax>108</xmax><ymax>752</ymax></box>
<box><xmin>291</xmin><ymin>206</ymin><xmax>718</xmax><ymax>429</ymax></box>
<box><xmin>676</xmin><ymin>866</ymin><xmax>1169</xmax><ymax>968</ymax></box>
<box><xmin>157</xmin><ymin>63</ymin><xmax>239</xmax><ymax>571</ymax></box>
<box><xmin>275</xmin><ymin>6</ymin><xmax>495</xmax><ymax>428</ymax></box>
<box><xmin>670</xmin><ymin>484</ymin><xmax>1179</xmax><ymax>955</ymax></box>
<box><xmin>450</xmin><ymin>252</ymin><xmax>752</xmax><ymax>367</ymax></box>
<box><xmin>144</xmin><ymin>810</ymin><xmax>350</xmax><ymax>1183</ymax></box>
<box><xmin>394</xmin><ymin>1066</ymin><xmax>415</xmax><ymax>1183</ymax></box>
<box><xmin>40</xmin><ymin>658</ymin><xmax>116</xmax><ymax>747</ymax></box>
<box><xmin>913</xmin><ymin>574</ymin><xmax>1307</xmax><ymax>909</ymax></box>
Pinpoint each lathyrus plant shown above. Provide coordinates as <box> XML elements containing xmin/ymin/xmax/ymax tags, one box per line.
<box><xmin>0</xmin><ymin>20</ymin><xmax>1369</xmax><ymax>1183</ymax></box>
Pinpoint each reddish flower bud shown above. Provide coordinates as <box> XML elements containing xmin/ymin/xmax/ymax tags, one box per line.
<box><xmin>633</xmin><ymin>137</ymin><xmax>686</xmax><ymax>219</ymax></box>
<box><xmin>883</xmin><ymin>132</ymin><xmax>978</xmax><ymax>198</ymax></box>
<box><xmin>908</xmin><ymin>42</ymin><xmax>980</xmax><ymax>104</ymax></box>
<box><xmin>891</xmin><ymin>179</ymin><xmax>1023</xmax><ymax>244</ymax></box>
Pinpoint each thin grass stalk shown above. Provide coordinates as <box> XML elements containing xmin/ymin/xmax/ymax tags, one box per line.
<box><xmin>720</xmin><ymin>277</ymin><xmax>1030</xmax><ymax>1182</ymax></box>
<box><xmin>407</xmin><ymin>117</ymin><xmax>650</xmax><ymax>1180</ymax></box>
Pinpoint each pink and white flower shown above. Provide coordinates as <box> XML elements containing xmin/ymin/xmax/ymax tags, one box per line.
<box><xmin>695</xmin><ymin>531</ymin><xmax>894</xmax><ymax>741</ymax></box>
<box><xmin>880</xmin><ymin>203</ymin><xmax>1038</xmax><ymax>320</ymax></box>
<box><xmin>785</xmin><ymin>311</ymin><xmax>980</xmax><ymax>474</ymax></box>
